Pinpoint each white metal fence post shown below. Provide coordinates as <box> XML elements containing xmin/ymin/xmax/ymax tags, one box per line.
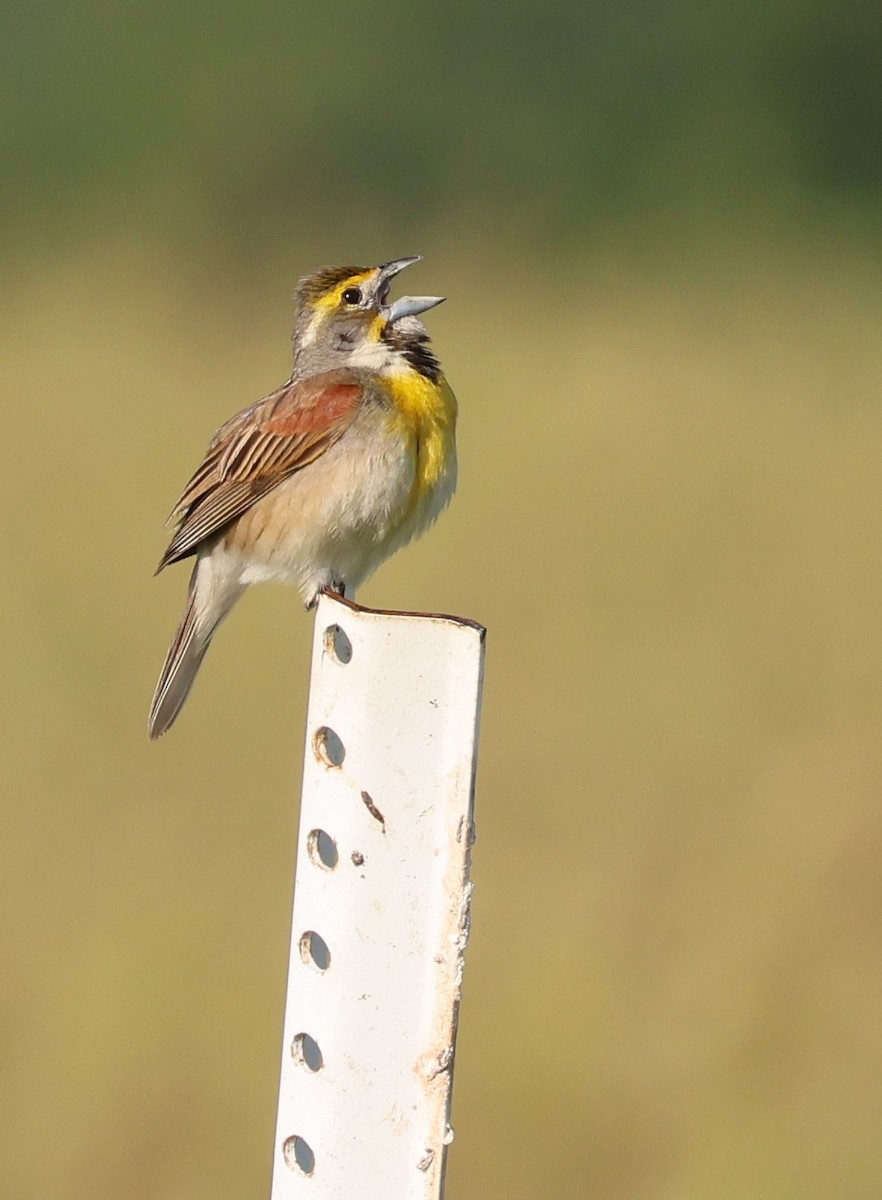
<box><xmin>270</xmin><ymin>593</ymin><xmax>486</xmax><ymax>1200</ymax></box>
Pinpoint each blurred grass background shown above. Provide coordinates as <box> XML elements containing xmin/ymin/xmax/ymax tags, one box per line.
<box><xmin>4</xmin><ymin>2</ymin><xmax>882</xmax><ymax>1196</ymax></box>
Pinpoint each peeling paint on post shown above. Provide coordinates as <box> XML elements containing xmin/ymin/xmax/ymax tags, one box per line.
<box><xmin>270</xmin><ymin>593</ymin><xmax>485</xmax><ymax>1200</ymax></box>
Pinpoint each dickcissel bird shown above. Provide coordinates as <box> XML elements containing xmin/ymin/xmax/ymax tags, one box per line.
<box><xmin>148</xmin><ymin>256</ymin><xmax>456</xmax><ymax>739</ymax></box>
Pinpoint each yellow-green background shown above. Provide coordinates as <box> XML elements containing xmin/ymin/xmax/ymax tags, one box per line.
<box><xmin>4</xmin><ymin>3</ymin><xmax>882</xmax><ymax>1196</ymax></box>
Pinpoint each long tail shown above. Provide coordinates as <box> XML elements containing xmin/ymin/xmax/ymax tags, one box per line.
<box><xmin>148</xmin><ymin>569</ymin><xmax>218</xmax><ymax>739</ymax></box>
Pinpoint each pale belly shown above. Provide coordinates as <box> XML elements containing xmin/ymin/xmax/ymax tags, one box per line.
<box><xmin>211</xmin><ymin>409</ymin><xmax>456</xmax><ymax>601</ymax></box>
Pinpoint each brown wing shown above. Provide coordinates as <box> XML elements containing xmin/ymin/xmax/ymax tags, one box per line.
<box><xmin>156</xmin><ymin>370</ymin><xmax>364</xmax><ymax>572</ymax></box>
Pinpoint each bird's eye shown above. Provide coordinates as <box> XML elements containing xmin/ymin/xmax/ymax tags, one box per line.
<box><xmin>341</xmin><ymin>287</ymin><xmax>362</xmax><ymax>306</ymax></box>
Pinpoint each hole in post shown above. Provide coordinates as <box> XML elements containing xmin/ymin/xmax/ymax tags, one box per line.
<box><xmin>307</xmin><ymin>829</ymin><xmax>338</xmax><ymax>870</ymax></box>
<box><xmin>323</xmin><ymin>624</ymin><xmax>353</xmax><ymax>664</ymax></box>
<box><xmin>291</xmin><ymin>1032</ymin><xmax>324</xmax><ymax>1072</ymax></box>
<box><xmin>299</xmin><ymin>930</ymin><xmax>331</xmax><ymax>972</ymax></box>
<box><xmin>313</xmin><ymin>726</ymin><xmax>345</xmax><ymax>767</ymax></box>
<box><xmin>283</xmin><ymin>1135</ymin><xmax>315</xmax><ymax>1176</ymax></box>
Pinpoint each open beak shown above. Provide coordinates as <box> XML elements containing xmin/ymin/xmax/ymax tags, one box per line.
<box><xmin>377</xmin><ymin>255</ymin><xmax>446</xmax><ymax>322</ymax></box>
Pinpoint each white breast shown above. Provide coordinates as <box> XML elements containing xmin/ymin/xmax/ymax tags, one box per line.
<box><xmin>210</xmin><ymin>406</ymin><xmax>421</xmax><ymax>602</ymax></box>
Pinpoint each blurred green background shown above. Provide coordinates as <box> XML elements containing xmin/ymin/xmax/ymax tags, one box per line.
<box><xmin>4</xmin><ymin>2</ymin><xmax>882</xmax><ymax>1196</ymax></box>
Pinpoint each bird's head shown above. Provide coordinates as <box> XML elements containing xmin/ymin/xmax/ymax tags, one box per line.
<box><xmin>292</xmin><ymin>256</ymin><xmax>445</xmax><ymax>378</ymax></box>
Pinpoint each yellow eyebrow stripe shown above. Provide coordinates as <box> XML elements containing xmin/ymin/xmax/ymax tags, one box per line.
<box><xmin>313</xmin><ymin>270</ymin><xmax>376</xmax><ymax>313</ymax></box>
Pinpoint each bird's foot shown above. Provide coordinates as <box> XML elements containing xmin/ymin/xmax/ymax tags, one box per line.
<box><xmin>306</xmin><ymin>581</ymin><xmax>346</xmax><ymax>611</ymax></box>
